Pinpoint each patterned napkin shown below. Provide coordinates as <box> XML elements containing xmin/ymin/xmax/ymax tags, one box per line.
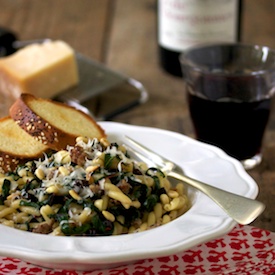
<box><xmin>0</xmin><ymin>225</ymin><xmax>274</xmax><ymax>275</ymax></box>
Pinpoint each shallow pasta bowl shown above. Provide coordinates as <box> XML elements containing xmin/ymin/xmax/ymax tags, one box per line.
<box><xmin>0</xmin><ymin>122</ymin><xmax>259</xmax><ymax>271</ymax></box>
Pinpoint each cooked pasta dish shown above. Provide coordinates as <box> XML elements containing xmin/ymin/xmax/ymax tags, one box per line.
<box><xmin>0</xmin><ymin>137</ymin><xmax>190</xmax><ymax>236</ymax></box>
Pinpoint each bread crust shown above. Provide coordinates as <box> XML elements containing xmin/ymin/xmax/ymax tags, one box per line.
<box><xmin>9</xmin><ymin>94</ymin><xmax>106</xmax><ymax>151</ymax></box>
<box><xmin>0</xmin><ymin>150</ymin><xmax>45</xmax><ymax>174</ymax></box>
<box><xmin>0</xmin><ymin>116</ymin><xmax>49</xmax><ymax>173</ymax></box>
<box><xmin>0</xmin><ymin>151</ymin><xmax>22</xmax><ymax>173</ymax></box>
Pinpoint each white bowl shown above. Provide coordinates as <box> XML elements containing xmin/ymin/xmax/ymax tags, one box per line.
<box><xmin>0</xmin><ymin>122</ymin><xmax>259</xmax><ymax>271</ymax></box>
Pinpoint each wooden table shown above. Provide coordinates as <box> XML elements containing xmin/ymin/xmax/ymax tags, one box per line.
<box><xmin>0</xmin><ymin>0</ymin><xmax>274</xmax><ymax>232</ymax></box>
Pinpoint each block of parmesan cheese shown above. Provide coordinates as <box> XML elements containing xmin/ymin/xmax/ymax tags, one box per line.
<box><xmin>0</xmin><ymin>40</ymin><xmax>79</xmax><ymax>100</ymax></box>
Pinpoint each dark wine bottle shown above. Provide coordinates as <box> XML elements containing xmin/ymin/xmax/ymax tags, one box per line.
<box><xmin>158</xmin><ymin>0</ymin><xmax>243</xmax><ymax>77</ymax></box>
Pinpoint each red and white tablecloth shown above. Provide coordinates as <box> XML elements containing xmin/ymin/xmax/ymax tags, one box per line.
<box><xmin>0</xmin><ymin>225</ymin><xmax>274</xmax><ymax>275</ymax></box>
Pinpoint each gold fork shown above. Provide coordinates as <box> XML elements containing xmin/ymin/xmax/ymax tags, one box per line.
<box><xmin>124</xmin><ymin>136</ymin><xmax>265</xmax><ymax>225</ymax></box>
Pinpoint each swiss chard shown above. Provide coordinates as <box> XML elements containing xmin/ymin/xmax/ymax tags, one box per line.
<box><xmin>61</xmin><ymin>221</ymin><xmax>91</xmax><ymax>236</ymax></box>
<box><xmin>104</xmin><ymin>153</ymin><xmax>122</xmax><ymax>171</ymax></box>
<box><xmin>143</xmin><ymin>194</ymin><xmax>159</xmax><ymax>212</ymax></box>
<box><xmin>19</xmin><ymin>200</ymin><xmax>40</xmax><ymax>209</ymax></box>
<box><xmin>91</xmin><ymin>214</ymin><xmax>114</xmax><ymax>235</ymax></box>
<box><xmin>54</xmin><ymin>198</ymin><xmax>73</xmax><ymax>222</ymax></box>
<box><xmin>0</xmin><ymin>179</ymin><xmax>11</xmax><ymax>205</ymax></box>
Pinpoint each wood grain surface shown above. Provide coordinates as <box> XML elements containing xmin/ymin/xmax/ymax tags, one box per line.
<box><xmin>0</xmin><ymin>0</ymin><xmax>274</xmax><ymax>231</ymax></box>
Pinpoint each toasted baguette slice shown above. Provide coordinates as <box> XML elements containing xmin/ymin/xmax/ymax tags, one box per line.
<box><xmin>9</xmin><ymin>93</ymin><xmax>106</xmax><ymax>151</ymax></box>
<box><xmin>0</xmin><ymin>117</ymin><xmax>49</xmax><ymax>173</ymax></box>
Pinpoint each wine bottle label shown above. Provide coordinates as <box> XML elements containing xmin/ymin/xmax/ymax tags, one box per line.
<box><xmin>158</xmin><ymin>0</ymin><xmax>239</xmax><ymax>51</ymax></box>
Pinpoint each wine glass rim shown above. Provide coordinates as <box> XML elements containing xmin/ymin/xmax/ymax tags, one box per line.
<box><xmin>179</xmin><ymin>42</ymin><xmax>275</xmax><ymax>76</ymax></box>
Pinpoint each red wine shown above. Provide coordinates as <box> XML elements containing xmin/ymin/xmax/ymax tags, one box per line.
<box><xmin>187</xmin><ymin>93</ymin><xmax>271</xmax><ymax>160</ymax></box>
<box><xmin>158</xmin><ymin>0</ymin><xmax>243</xmax><ymax>77</ymax></box>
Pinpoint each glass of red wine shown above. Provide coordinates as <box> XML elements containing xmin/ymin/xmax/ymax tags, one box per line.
<box><xmin>180</xmin><ymin>43</ymin><xmax>275</xmax><ymax>169</ymax></box>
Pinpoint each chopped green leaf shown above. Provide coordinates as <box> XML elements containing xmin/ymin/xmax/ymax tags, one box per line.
<box><xmin>61</xmin><ymin>221</ymin><xmax>91</xmax><ymax>236</ymax></box>
<box><xmin>91</xmin><ymin>214</ymin><xmax>114</xmax><ymax>235</ymax></box>
<box><xmin>143</xmin><ymin>194</ymin><xmax>159</xmax><ymax>212</ymax></box>
<box><xmin>19</xmin><ymin>200</ymin><xmax>40</xmax><ymax>209</ymax></box>
<box><xmin>0</xmin><ymin>179</ymin><xmax>11</xmax><ymax>205</ymax></box>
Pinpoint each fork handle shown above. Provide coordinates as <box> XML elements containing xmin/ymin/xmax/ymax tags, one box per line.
<box><xmin>169</xmin><ymin>171</ymin><xmax>265</xmax><ymax>225</ymax></box>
